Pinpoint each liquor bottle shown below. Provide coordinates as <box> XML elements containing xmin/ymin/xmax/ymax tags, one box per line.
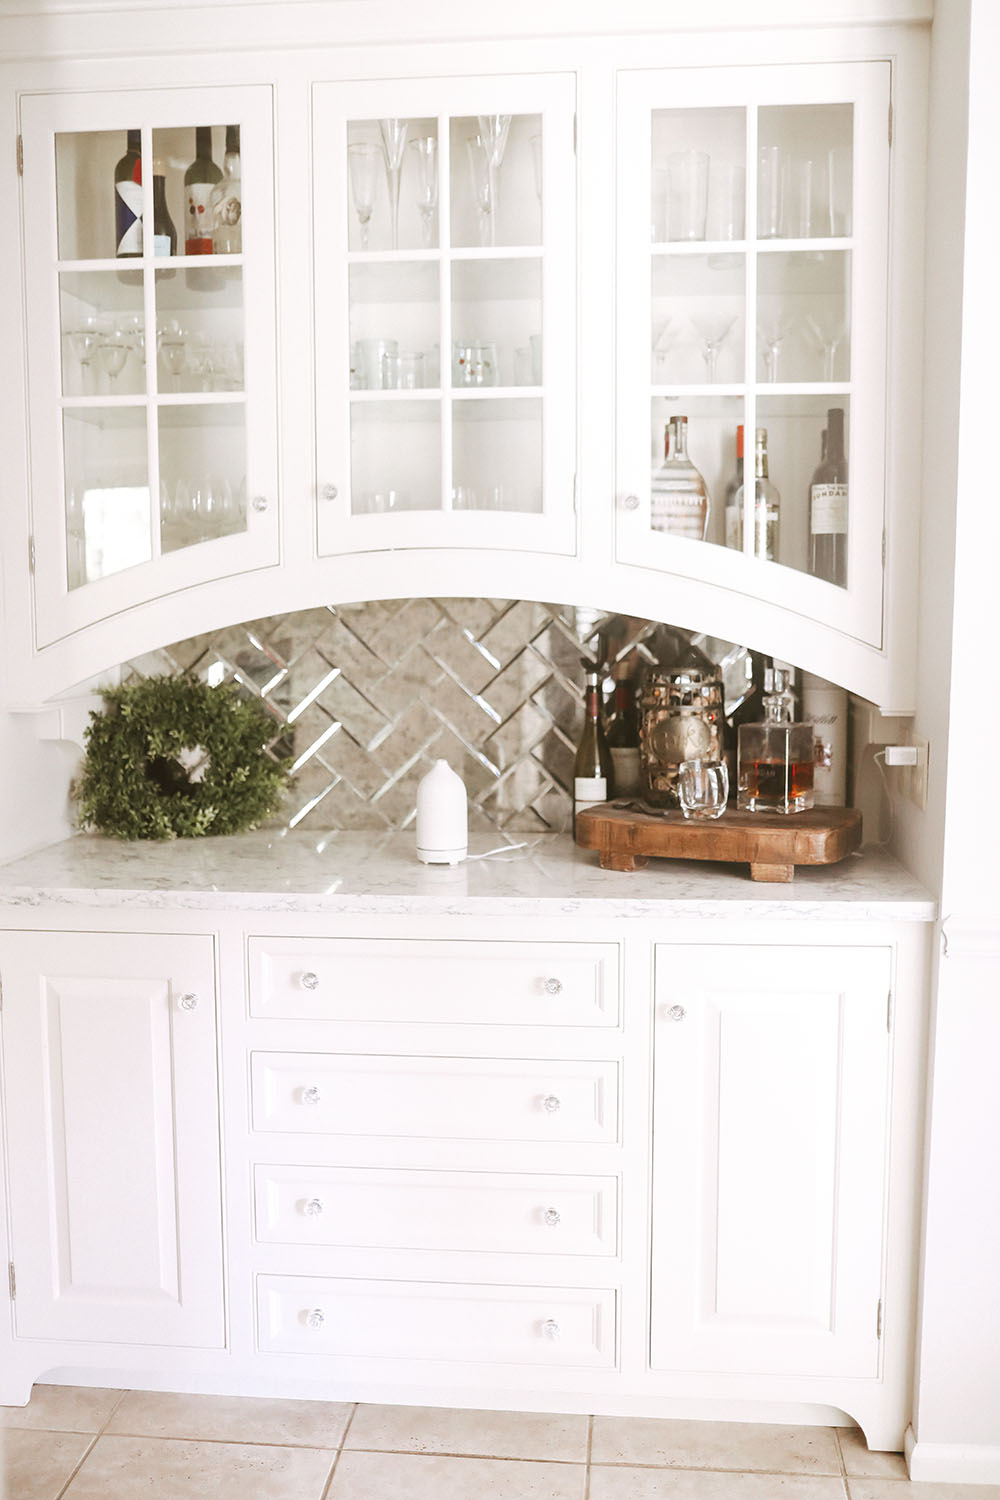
<box><xmin>606</xmin><ymin>671</ymin><xmax>641</xmax><ymax>797</ymax></box>
<box><xmin>723</xmin><ymin>423</ymin><xmax>744</xmax><ymax>550</ymax></box>
<box><xmin>732</xmin><ymin>426</ymin><xmax>780</xmax><ymax>562</ymax></box>
<box><xmin>184</xmin><ymin>127</ymin><xmax>221</xmax><ymax>254</ymax></box>
<box><xmin>809</xmin><ymin>405</ymin><xmax>848</xmax><ymax>586</ymax></box>
<box><xmin>211</xmin><ymin>125</ymin><xmax>242</xmax><ymax>254</ymax></box>
<box><xmin>114</xmin><ymin>129</ymin><xmax>143</xmax><ymax>257</ymax></box>
<box><xmin>151</xmin><ymin>159</ymin><xmax>178</xmax><ymax>257</ymax></box>
<box><xmin>573</xmin><ymin>661</ymin><xmax>614</xmax><ymax>833</ymax></box>
<box><xmin>650</xmin><ymin>415</ymin><xmax>710</xmax><ymax>541</ymax></box>
<box><xmin>737</xmin><ymin>667</ymin><xmax>815</xmax><ymax>814</ymax></box>
<box><xmin>801</xmin><ymin>670</ymin><xmax>848</xmax><ymax>806</ymax></box>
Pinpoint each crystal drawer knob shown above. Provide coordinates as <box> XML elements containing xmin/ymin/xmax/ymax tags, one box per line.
<box><xmin>664</xmin><ymin>1004</ymin><xmax>687</xmax><ymax>1022</ymax></box>
<box><xmin>301</xmin><ymin>971</ymin><xmax>320</xmax><ymax>991</ymax></box>
<box><xmin>542</xmin><ymin>1318</ymin><xmax>561</xmax><ymax>1340</ymax></box>
<box><xmin>177</xmin><ymin>993</ymin><xmax>199</xmax><ymax>1011</ymax></box>
<box><xmin>251</xmin><ymin>494</ymin><xmax>269</xmax><ymax>513</ymax></box>
<box><xmin>321</xmin><ymin>483</ymin><xmax>339</xmax><ymax>501</ymax></box>
<box><xmin>301</xmin><ymin>1086</ymin><xmax>322</xmax><ymax>1106</ymax></box>
<box><xmin>303</xmin><ymin>1197</ymin><xmax>324</xmax><ymax>1217</ymax></box>
<box><xmin>543</xmin><ymin>1207</ymin><xmax>561</xmax><ymax>1227</ymax></box>
<box><xmin>541</xmin><ymin>1094</ymin><xmax>561</xmax><ymax>1114</ymax></box>
<box><xmin>543</xmin><ymin>977</ymin><xmax>563</xmax><ymax>996</ymax></box>
<box><xmin>305</xmin><ymin>1308</ymin><xmax>325</xmax><ymax>1329</ymax></box>
<box><xmin>621</xmin><ymin>493</ymin><xmax>641</xmax><ymax>512</ymax></box>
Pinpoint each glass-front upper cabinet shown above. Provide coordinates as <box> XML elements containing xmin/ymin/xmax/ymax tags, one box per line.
<box><xmin>615</xmin><ymin>63</ymin><xmax>890</xmax><ymax>646</ymax></box>
<box><xmin>313</xmin><ymin>74</ymin><xmax>576</xmax><ymax>557</ymax></box>
<box><xmin>20</xmin><ymin>87</ymin><xmax>278</xmax><ymax>648</ymax></box>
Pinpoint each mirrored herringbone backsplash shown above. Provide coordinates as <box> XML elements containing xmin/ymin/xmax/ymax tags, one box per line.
<box><xmin>124</xmin><ymin>600</ymin><xmax>642</xmax><ymax>834</ymax></box>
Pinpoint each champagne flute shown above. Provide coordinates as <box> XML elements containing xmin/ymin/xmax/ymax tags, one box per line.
<box><xmin>466</xmin><ymin>135</ymin><xmax>493</xmax><ymax>247</ymax></box>
<box><xmin>409</xmin><ymin>136</ymin><xmax>439</xmax><ymax>248</ymax></box>
<box><xmin>476</xmin><ymin>114</ymin><xmax>511</xmax><ymax>247</ymax></box>
<box><xmin>378</xmin><ymin>118</ymin><xmax>409</xmax><ymax>251</ymax></box>
<box><xmin>348</xmin><ymin>142</ymin><xmax>380</xmax><ymax>250</ymax></box>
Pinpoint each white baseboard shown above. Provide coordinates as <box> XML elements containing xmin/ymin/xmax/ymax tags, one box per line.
<box><xmin>905</xmin><ymin>1426</ymin><xmax>1000</xmax><ymax>1484</ymax></box>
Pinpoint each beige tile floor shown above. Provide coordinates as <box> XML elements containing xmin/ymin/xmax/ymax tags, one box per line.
<box><xmin>3</xmin><ymin>1386</ymin><xmax>1000</xmax><ymax>1499</ymax></box>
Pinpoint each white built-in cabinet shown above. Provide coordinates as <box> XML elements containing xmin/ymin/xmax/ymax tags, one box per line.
<box><xmin>0</xmin><ymin>929</ymin><xmax>224</xmax><ymax>1349</ymax></box>
<box><xmin>0</xmin><ymin>17</ymin><xmax>924</xmax><ymax>709</ymax></box>
<box><xmin>0</xmin><ymin>907</ymin><xmax>926</xmax><ymax>1450</ymax></box>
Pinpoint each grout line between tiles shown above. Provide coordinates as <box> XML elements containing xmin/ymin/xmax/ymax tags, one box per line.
<box><xmin>53</xmin><ymin>1433</ymin><xmax>100</xmax><ymax>1500</ymax></box>
<box><xmin>584</xmin><ymin>1413</ymin><xmax>594</xmax><ymax>1500</ymax></box>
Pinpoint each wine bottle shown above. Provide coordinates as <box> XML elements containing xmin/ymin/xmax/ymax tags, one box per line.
<box><xmin>606</xmin><ymin>671</ymin><xmax>641</xmax><ymax>796</ymax></box>
<box><xmin>650</xmin><ymin>414</ymin><xmax>710</xmax><ymax>540</ymax></box>
<box><xmin>723</xmin><ymin>422</ymin><xmax>744</xmax><ymax>550</ymax></box>
<box><xmin>184</xmin><ymin>126</ymin><xmax>221</xmax><ymax>254</ymax></box>
<box><xmin>151</xmin><ymin>159</ymin><xmax>178</xmax><ymax>258</ymax></box>
<box><xmin>733</xmin><ymin>426</ymin><xmax>780</xmax><ymax>562</ymax></box>
<box><xmin>573</xmin><ymin>661</ymin><xmax>614</xmax><ymax>833</ymax></box>
<box><xmin>114</xmin><ymin>129</ymin><xmax>143</xmax><ymax>258</ymax></box>
<box><xmin>211</xmin><ymin>124</ymin><xmax>242</xmax><ymax>254</ymax></box>
<box><xmin>809</xmin><ymin>405</ymin><xmax>848</xmax><ymax>587</ymax></box>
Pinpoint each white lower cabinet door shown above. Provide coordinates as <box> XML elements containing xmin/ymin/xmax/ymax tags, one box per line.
<box><xmin>651</xmin><ymin>944</ymin><xmax>892</xmax><ymax>1380</ymax></box>
<box><xmin>0</xmin><ymin>930</ymin><xmax>225</xmax><ymax>1347</ymax></box>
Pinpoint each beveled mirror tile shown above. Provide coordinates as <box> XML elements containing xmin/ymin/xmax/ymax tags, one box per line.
<box><xmin>62</xmin><ymin>1434</ymin><xmax>336</xmax><ymax>1500</ymax></box>
<box><xmin>590</xmin><ymin>1419</ymin><xmax>842</xmax><ymax>1475</ymax></box>
<box><xmin>0</xmin><ymin>1427</ymin><xmax>93</xmax><ymax>1499</ymax></box>
<box><xmin>328</xmin><ymin>1449</ymin><xmax>585</xmax><ymax>1499</ymax></box>
<box><xmin>346</xmin><ymin>1403</ymin><xmax>590</xmax><ymax>1462</ymax></box>
<box><xmin>107</xmin><ymin>1391</ymin><xmax>352</xmax><ymax>1447</ymax></box>
<box><xmin>0</xmin><ymin>1385</ymin><xmax>123</xmax><ymax>1432</ymax></box>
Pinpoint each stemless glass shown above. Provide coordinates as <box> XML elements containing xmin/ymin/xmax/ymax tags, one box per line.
<box><xmin>378</xmin><ymin>118</ymin><xmax>409</xmax><ymax>250</ymax></box>
<box><xmin>348</xmin><ymin>142</ymin><xmax>381</xmax><ymax>250</ymax></box>
<box><xmin>666</xmin><ymin>149</ymin><xmax>709</xmax><ymax>241</ymax></box>
<box><xmin>409</xmin><ymin>136</ymin><xmax>439</xmax><ymax>247</ymax></box>
<box><xmin>677</xmin><ymin>759</ymin><xmax>729</xmax><ymax>820</ymax></box>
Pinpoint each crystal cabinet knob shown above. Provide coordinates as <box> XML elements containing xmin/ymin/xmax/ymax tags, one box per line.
<box><xmin>303</xmin><ymin>1197</ymin><xmax>325</xmax><ymax>1217</ymax></box>
<box><xmin>177</xmin><ymin>993</ymin><xmax>199</xmax><ymax>1011</ymax></box>
<box><xmin>543</xmin><ymin>977</ymin><xmax>563</xmax><ymax>996</ymax></box>
<box><xmin>300</xmin><ymin>971</ymin><xmax>320</xmax><ymax>991</ymax></box>
<box><xmin>305</xmin><ymin>1308</ymin><xmax>325</xmax><ymax>1329</ymax></box>
<box><xmin>541</xmin><ymin>1318</ymin><xmax>561</xmax><ymax>1340</ymax></box>
<box><xmin>543</xmin><ymin>1207</ymin><xmax>561</xmax><ymax>1227</ymax></box>
<box><xmin>541</xmin><ymin>1094</ymin><xmax>561</xmax><ymax>1114</ymax></box>
<box><xmin>321</xmin><ymin>483</ymin><xmax>339</xmax><ymax>501</ymax></box>
<box><xmin>251</xmin><ymin>494</ymin><xmax>269</xmax><ymax>513</ymax></box>
<box><xmin>620</xmin><ymin>493</ymin><xmax>641</xmax><ymax>512</ymax></box>
<box><xmin>301</xmin><ymin>1085</ymin><xmax>323</xmax><ymax>1106</ymax></box>
<box><xmin>664</xmin><ymin>1004</ymin><xmax>687</xmax><ymax>1022</ymax></box>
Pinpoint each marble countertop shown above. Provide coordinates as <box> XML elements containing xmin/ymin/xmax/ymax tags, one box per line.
<box><xmin>0</xmin><ymin>830</ymin><xmax>936</xmax><ymax>920</ymax></box>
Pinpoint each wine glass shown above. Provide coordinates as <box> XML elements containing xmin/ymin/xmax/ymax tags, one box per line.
<box><xmin>691</xmin><ymin>311</ymin><xmax>738</xmax><ymax>383</ymax></box>
<box><xmin>466</xmin><ymin>135</ymin><xmax>493</xmax><ymax>247</ymax></box>
<box><xmin>802</xmin><ymin>311</ymin><xmax>847</xmax><ymax>382</ymax></box>
<box><xmin>96</xmin><ymin>330</ymin><xmax>129</xmax><ymax>390</ymax></box>
<box><xmin>757</xmin><ymin>313</ymin><xmax>793</xmax><ymax>382</ymax></box>
<box><xmin>348</xmin><ymin>142</ymin><xmax>380</xmax><ymax>250</ymax></box>
<box><xmin>67</xmin><ymin>318</ymin><xmax>100</xmax><ymax>393</ymax></box>
<box><xmin>158</xmin><ymin>322</ymin><xmax>189</xmax><ymax>392</ymax></box>
<box><xmin>409</xmin><ymin>136</ymin><xmax>439</xmax><ymax>248</ymax></box>
<box><xmin>378</xmin><ymin>118</ymin><xmax>409</xmax><ymax>251</ymax></box>
<box><xmin>475</xmin><ymin>114</ymin><xmax>511</xmax><ymax>246</ymax></box>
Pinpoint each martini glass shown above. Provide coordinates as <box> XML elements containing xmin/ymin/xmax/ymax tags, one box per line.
<box><xmin>802</xmin><ymin>311</ymin><xmax>847</xmax><ymax>382</ymax></box>
<box><xmin>378</xmin><ymin>118</ymin><xmax>409</xmax><ymax>251</ymax></box>
<box><xmin>475</xmin><ymin>114</ymin><xmax>511</xmax><ymax>247</ymax></box>
<box><xmin>691</xmin><ymin>312</ymin><xmax>738</xmax><ymax>383</ymax></box>
<box><xmin>348</xmin><ymin>143</ymin><xmax>380</xmax><ymax>250</ymax></box>
<box><xmin>757</xmin><ymin>314</ymin><xmax>793</xmax><ymax>383</ymax></box>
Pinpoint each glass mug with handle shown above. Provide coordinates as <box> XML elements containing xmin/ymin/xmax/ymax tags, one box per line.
<box><xmin>677</xmin><ymin>758</ymin><xmax>729</xmax><ymax>820</ymax></box>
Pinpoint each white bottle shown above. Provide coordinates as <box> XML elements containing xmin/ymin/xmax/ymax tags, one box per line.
<box><xmin>416</xmin><ymin>759</ymin><xmax>468</xmax><ymax>864</ymax></box>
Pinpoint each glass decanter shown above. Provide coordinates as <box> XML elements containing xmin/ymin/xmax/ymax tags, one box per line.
<box><xmin>737</xmin><ymin>668</ymin><xmax>815</xmax><ymax>814</ymax></box>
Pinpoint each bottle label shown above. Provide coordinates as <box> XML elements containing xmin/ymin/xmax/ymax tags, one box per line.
<box><xmin>153</xmin><ymin>234</ymin><xmax>172</xmax><ymax>257</ymax></box>
<box><xmin>724</xmin><ymin>504</ymin><xmax>740</xmax><ymax>550</ymax></box>
<box><xmin>115</xmin><ymin>181</ymin><xmax>143</xmax><ymax>255</ymax></box>
<box><xmin>186</xmin><ymin>182</ymin><xmax>216</xmax><ymax>249</ymax></box>
<box><xmin>574</xmin><ymin>775</ymin><xmax>608</xmax><ymax>811</ymax></box>
<box><xmin>610</xmin><ymin>747</ymin><xmax>641</xmax><ymax>796</ymax></box>
<box><xmin>810</xmin><ymin>483</ymin><xmax>848</xmax><ymax>534</ymax></box>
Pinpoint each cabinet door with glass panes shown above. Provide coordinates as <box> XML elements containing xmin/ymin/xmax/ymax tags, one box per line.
<box><xmin>615</xmin><ymin>62</ymin><xmax>890</xmax><ymax>646</ymax></box>
<box><xmin>19</xmin><ymin>87</ymin><xmax>278</xmax><ymax>648</ymax></box>
<box><xmin>313</xmin><ymin>75</ymin><xmax>576</xmax><ymax>557</ymax></box>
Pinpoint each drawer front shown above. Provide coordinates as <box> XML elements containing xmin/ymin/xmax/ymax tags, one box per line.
<box><xmin>253</xmin><ymin>1164</ymin><xmax>619</xmax><ymax>1256</ymax></box>
<box><xmin>257</xmin><ymin>1274</ymin><xmax>616</xmax><ymax>1368</ymax></box>
<box><xmin>251</xmin><ymin>1053</ymin><xmax>620</xmax><ymax>1144</ymax></box>
<box><xmin>248</xmin><ymin>937</ymin><xmax>619</xmax><ymax>1026</ymax></box>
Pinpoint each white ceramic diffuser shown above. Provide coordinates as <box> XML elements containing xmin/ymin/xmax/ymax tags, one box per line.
<box><xmin>416</xmin><ymin>759</ymin><xmax>468</xmax><ymax>864</ymax></box>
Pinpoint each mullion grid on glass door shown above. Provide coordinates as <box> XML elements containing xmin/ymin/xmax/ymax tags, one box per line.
<box><xmin>438</xmin><ymin>113</ymin><xmax>454</xmax><ymax>512</ymax></box>
<box><xmin>742</xmin><ymin>102</ymin><xmax>758</xmax><ymax>561</ymax></box>
<box><xmin>141</xmin><ymin>124</ymin><xmax>162</xmax><ymax>563</ymax></box>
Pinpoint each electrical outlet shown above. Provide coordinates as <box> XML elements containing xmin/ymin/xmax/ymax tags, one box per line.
<box><xmin>907</xmin><ymin>733</ymin><xmax>929</xmax><ymax>811</ymax></box>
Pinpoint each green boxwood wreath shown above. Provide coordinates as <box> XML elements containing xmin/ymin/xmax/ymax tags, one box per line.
<box><xmin>75</xmin><ymin>674</ymin><xmax>291</xmax><ymax>840</ymax></box>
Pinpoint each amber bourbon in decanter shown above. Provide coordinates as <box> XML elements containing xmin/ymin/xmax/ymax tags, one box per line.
<box><xmin>737</xmin><ymin>668</ymin><xmax>815</xmax><ymax>814</ymax></box>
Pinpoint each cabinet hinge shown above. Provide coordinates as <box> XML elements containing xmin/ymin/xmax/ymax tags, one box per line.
<box><xmin>28</xmin><ymin>535</ymin><xmax>35</xmax><ymax>574</ymax></box>
<box><xmin>16</xmin><ymin>134</ymin><xmax>22</xmax><ymax>176</ymax></box>
<box><xmin>887</xmin><ymin>989</ymin><xmax>893</xmax><ymax>1032</ymax></box>
<box><xmin>876</xmin><ymin>1298</ymin><xmax>883</xmax><ymax>1339</ymax></box>
<box><xmin>8</xmin><ymin>1263</ymin><xmax>15</xmax><ymax>1300</ymax></box>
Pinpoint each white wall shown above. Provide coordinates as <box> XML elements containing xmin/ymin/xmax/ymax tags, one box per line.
<box><xmin>0</xmin><ymin>713</ymin><xmax>79</xmax><ymax>864</ymax></box>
